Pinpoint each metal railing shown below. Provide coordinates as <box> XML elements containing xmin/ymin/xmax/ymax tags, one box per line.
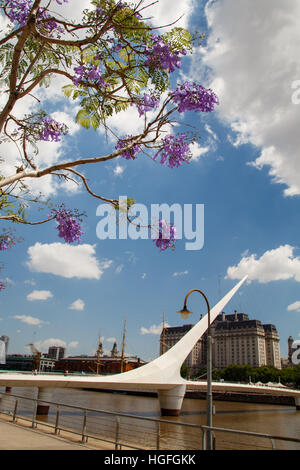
<box><xmin>1</xmin><ymin>391</ymin><xmax>300</xmax><ymax>450</ymax></box>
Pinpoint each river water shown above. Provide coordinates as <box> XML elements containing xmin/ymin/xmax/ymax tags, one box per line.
<box><xmin>1</xmin><ymin>386</ymin><xmax>300</xmax><ymax>450</ymax></box>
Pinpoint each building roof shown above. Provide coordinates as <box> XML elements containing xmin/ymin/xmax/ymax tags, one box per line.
<box><xmin>215</xmin><ymin>319</ymin><xmax>264</xmax><ymax>331</ymax></box>
<box><xmin>58</xmin><ymin>356</ymin><xmax>146</xmax><ymax>364</ymax></box>
<box><xmin>163</xmin><ymin>325</ymin><xmax>194</xmax><ymax>335</ymax></box>
<box><xmin>263</xmin><ymin>324</ymin><xmax>278</xmax><ymax>333</ymax></box>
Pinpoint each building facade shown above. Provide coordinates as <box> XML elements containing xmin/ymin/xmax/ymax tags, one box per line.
<box><xmin>54</xmin><ymin>355</ymin><xmax>146</xmax><ymax>374</ymax></box>
<box><xmin>160</xmin><ymin>311</ymin><xmax>281</xmax><ymax>372</ymax></box>
<box><xmin>47</xmin><ymin>346</ymin><xmax>66</xmax><ymax>361</ymax></box>
<box><xmin>0</xmin><ymin>336</ymin><xmax>9</xmax><ymax>354</ymax></box>
<box><xmin>160</xmin><ymin>324</ymin><xmax>205</xmax><ymax>370</ymax></box>
<box><xmin>212</xmin><ymin>313</ymin><xmax>281</xmax><ymax>369</ymax></box>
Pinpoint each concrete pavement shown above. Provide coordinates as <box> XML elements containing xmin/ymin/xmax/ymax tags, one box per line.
<box><xmin>0</xmin><ymin>417</ymin><xmax>91</xmax><ymax>450</ymax></box>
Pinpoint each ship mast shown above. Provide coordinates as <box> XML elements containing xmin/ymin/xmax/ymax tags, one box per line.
<box><xmin>96</xmin><ymin>330</ymin><xmax>102</xmax><ymax>375</ymax></box>
<box><xmin>120</xmin><ymin>318</ymin><xmax>126</xmax><ymax>373</ymax></box>
<box><xmin>160</xmin><ymin>312</ymin><xmax>168</xmax><ymax>355</ymax></box>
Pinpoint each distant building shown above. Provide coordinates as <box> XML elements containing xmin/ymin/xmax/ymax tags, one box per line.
<box><xmin>213</xmin><ymin>313</ymin><xmax>281</xmax><ymax>369</ymax></box>
<box><xmin>48</xmin><ymin>346</ymin><xmax>66</xmax><ymax>361</ymax></box>
<box><xmin>54</xmin><ymin>355</ymin><xmax>146</xmax><ymax>374</ymax></box>
<box><xmin>39</xmin><ymin>357</ymin><xmax>56</xmax><ymax>372</ymax></box>
<box><xmin>1</xmin><ymin>355</ymin><xmax>34</xmax><ymax>371</ymax></box>
<box><xmin>288</xmin><ymin>336</ymin><xmax>295</xmax><ymax>365</ymax></box>
<box><xmin>160</xmin><ymin>311</ymin><xmax>281</xmax><ymax>372</ymax></box>
<box><xmin>0</xmin><ymin>336</ymin><xmax>9</xmax><ymax>355</ymax></box>
<box><xmin>264</xmin><ymin>324</ymin><xmax>281</xmax><ymax>368</ymax></box>
<box><xmin>1</xmin><ymin>354</ymin><xmax>56</xmax><ymax>372</ymax></box>
<box><xmin>0</xmin><ymin>336</ymin><xmax>9</xmax><ymax>365</ymax></box>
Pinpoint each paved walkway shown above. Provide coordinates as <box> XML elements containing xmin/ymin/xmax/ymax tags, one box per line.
<box><xmin>0</xmin><ymin>417</ymin><xmax>91</xmax><ymax>450</ymax></box>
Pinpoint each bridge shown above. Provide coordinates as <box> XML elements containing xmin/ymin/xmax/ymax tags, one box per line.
<box><xmin>1</xmin><ymin>276</ymin><xmax>300</xmax><ymax>415</ymax></box>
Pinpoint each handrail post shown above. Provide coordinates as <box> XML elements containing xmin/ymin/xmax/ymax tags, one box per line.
<box><xmin>212</xmin><ymin>431</ymin><xmax>216</xmax><ymax>450</ymax></box>
<box><xmin>55</xmin><ymin>405</ymin><xmax>60</xmax><ymax>435</ymax></box>
<box><xmin>32</xmin><ymin>400</ymin><xmax>37</xmax><ymax>428</ymax></box>
<box><xmin>202</xmin><ymin>428</ymin><xmax>207</xmax><ymax>450</ymax></box>
<box><xmin>81</xmin><ymin>409</ymin><xmax>87</xmax><ymax>443</ymax></box>
<box><xmin>270</xmin><ymin>438</ymin><xmax>276</xmax><ymax>450</ymax></box>
<box><xmin>115</xmin><ymin>416</ymin><xmax>121</xmax><ymax>450</ymax></box>
<box><xmin>156</xmin><ymin>421</ymin><xmax>161</xmax><ymax>450</ymax></box>
<box><xmin>13</xmin><ymin>399</ymin><xmax>18</xmax><ymax>423</ymax></box>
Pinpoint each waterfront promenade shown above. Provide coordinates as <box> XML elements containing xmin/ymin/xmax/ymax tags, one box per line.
<box><xmin>0</xmin><ymin>416</ymin><xmax>92</xmax><ymax>450</ymax></box>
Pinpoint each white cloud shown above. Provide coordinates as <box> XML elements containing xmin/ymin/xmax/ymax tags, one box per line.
<box><xmin>198</xmin><ymin>0</ymin><xmax>300</xmax><ymax>196</ymax></box>
<box><xmin>145</xmin><ymin>0</ymin><xmax>193</xmax><ymax>29</ymax></box>
<box><xmin>35</xmin><ymin>338</ymin><xmax>66</xmax><ymax>352</ymax></box>
<box><xmin>0</xmin><ymin>108</ymin><xmax>81</xmax><ymax>197</ymax></box>
<box><xmin>100</xmin><ymin>90</ymin><xmax>171</xmax><ymax>142</ymax></box>
<box><xmin>287</xmin><ymin>301</ymin><xmax>300</xmax><ymax>312</ymax></box>
<box><xmin>30</xmin><ymin>338</ymin><xmax>78</xmax><ymax>354</ymax></box>
<box><xmin>68</xmin><ymin>299</ymin><xmax>85</xmax><ymax>311</ymax></box>
<box><xmin>190</xmin><ymin>142</ymin><xmax>210</xmax><ymax>161</ymax></box>
<box><xmin>11</xmin><ymin>315</ymin><xmax>48</xmax><ymax>327</ymax></box>
<box><xmin>27</xmin><ymin>290</ymin><xmax>53</xmax><ymax>301</ymax></box>
<box><xmin>226</xmin><ymin>245</ymin><xmax>300</xmax><ymax>283</ymax></box>
<box><xmin>205</xmin><ymin>124</ymin><xmax>219</xmax><ymax>142</ymax></box>
<box><xmin>27</xmin><ymin>242</ymin><xmax>112</xmax><ymax>280</ymax></box>
<box><xmin>50</xmin><ymin>0</ymin><xmax>192</xmax><ymax>30</ymax></box>
<box><xmin>113</xmin><ymin>164</ymin><xmax>125</xmax><ymax>176</ymax></box>
<box><xmin>103</xmin><ymin>106</ymin><xmax>148</xmax><ymax>138</ymax></box>
<box><xmin>173</xmin><ymin>270</ymin><xmax>189</xmax><ymax>277</ymax></box>
<box><xmin>141</xmin><ymin>322</ymin><xmax>170</xmax><ymax>335</ymax></box>
<box><xmin>45</xmin><ymin>0</ymin><xmax>91</xmax><ymax>24</ymax></box>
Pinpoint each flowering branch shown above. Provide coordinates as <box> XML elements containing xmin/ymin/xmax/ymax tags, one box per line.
<box><xmin>0</xmin><ymin>0</ymin><xmax>220</xmax><ymax>291</ymax></box>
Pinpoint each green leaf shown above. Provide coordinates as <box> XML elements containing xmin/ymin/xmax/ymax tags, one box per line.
<box><xmin>62</xmin><ymin>84</ymin><xmax>75</xmax><ymax>98</ymax></box>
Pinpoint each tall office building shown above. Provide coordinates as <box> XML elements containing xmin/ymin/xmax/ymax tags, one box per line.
<box><xmin>213</xmin><ymin>313</ymin><xmax>281</xmax><ymax>369</ymax></box>
<box><xmin>160</xmin><ymin>312</ymin><xmax>281</xmax><ymax>372</ymax></box>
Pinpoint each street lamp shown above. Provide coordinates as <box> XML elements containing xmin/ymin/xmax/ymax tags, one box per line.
<box><xmin>177</xmin><ymin>288</ymin><xmax>213</xmax><ymax>450</ymax></box>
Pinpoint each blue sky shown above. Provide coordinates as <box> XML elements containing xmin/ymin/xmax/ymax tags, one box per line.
<box><xmin>1</xmin><ymin>0</ymin><xmax>300</xmax><ymax>361</ymax></box>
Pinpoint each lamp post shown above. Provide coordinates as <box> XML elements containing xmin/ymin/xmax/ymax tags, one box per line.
<box><xmin>177</xmin><ymin>288</ymin><xmax>213</xmax><ymax>450</ymax></box>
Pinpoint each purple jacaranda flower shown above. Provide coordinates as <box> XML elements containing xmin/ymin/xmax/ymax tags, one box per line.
<box><xmin>154</xmin><ymin>134</ymin><xmax>191</xmax><ymax>168</ymax></box>
<box><xmin>50</xmin><ymin>206</ymin><xmax>83</xmax><ymax>244</ymax></box>
<box><xmin>170</xmin><ymin>81</ymin><xmax>219</xmax><ymax>114</ymax></box>
<box><xmin>39</xmin><ymin>116</ymin><xmax>68</xmax><ymax>142</ymax></box>
<box><xmin>0</xmin><ymin>236</ymin><xmax>15</xmax><ymax>251</ymax></box>
<box><xmin>73</xmin><ymin>64</ymin><xmax>108</xmax><ymax>88</ymax></box>
<box><xmin>145</xmin><ymin>35</ymin><xmax>186</xmax><ymax>73</ymax></box>
<box><xmin>137</xmin><ymin>93</ymin><xmax>160</xmax><ymax>117</ymax></box>
<box><xmin>115</xmin><ymin>137</ymin><xmax>142</xmax><ymax>160</ymax></box>
<box><xmin>4</xmin><ymin>0</ymin><xmax>68</xmax><ymax>33</ymax></box>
